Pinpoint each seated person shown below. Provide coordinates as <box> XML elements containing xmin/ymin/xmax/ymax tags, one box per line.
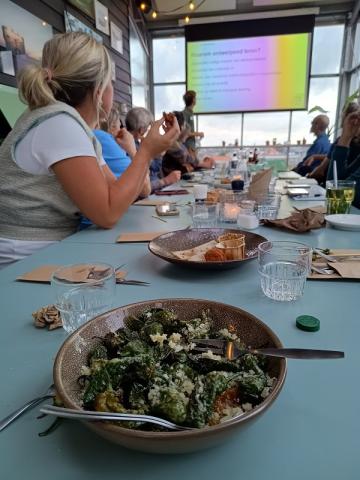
<box><xmin>162</xmin><ymin>111</ymin><xmax>213</xmax><ymax>175</ymax></box>
<box><xmin>308</xmin><ymin>103</ymin><xmax>360</xmax><ymax>185</ymax></box>
<box><xmin>125</xmin><ymin>107</ymin><xmax>181</xmax><ymax>191</ymax></box>
<box><xmin>328</xmin><ymin>109</ymin><xmax>360</xmax><ymax>208</ymax></box>
<box><xmin>0</xmin><ymin>32</ymin><xmax>179</xmax><ymax>267</ymax></box>
<box><xmin>293</xmin><ymin>115</ymin><xmax>331</xmax><ymax>176</ymax></box>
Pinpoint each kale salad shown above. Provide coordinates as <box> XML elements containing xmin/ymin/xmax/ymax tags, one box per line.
<box><xmin>79</xmin><ymin>307</ymin><xmax>276</xmax><ymax>429</ymax></box>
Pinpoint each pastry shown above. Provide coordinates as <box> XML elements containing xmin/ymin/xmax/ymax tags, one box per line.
<box><xmin>204</xmin><ymin>248</ymin><xmax>226</xmax><ymax>262</ymax></box>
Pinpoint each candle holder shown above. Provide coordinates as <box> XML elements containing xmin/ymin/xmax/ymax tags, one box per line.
<box><xmin>219</xmin><ymin>191</ymin><xmax>246</xmax><ymax>223</ymax></box>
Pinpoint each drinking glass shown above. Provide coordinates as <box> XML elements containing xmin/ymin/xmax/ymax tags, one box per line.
<box><xmin>51</xmin><ymin>263</ymin><xmax>116</xmax><ymax>333</ymax></box>
<box><xmin>258</xmin><ymin>241</ymin><xmax>312</xmax><ymax>301</ymax></box>
<box><xmin>326</xmin><ymin>180</ymin><xmax>356</xmax><ymax>214</ymax></box>
<box><xmin>191</xmin><ymin>202</ymin><xmax>218</xmax><ymax>228</ymax></box>
<box><xmin>254</xmin><ymin>194</ymin><xmax>281</xmax><ymax>220</ymax></box>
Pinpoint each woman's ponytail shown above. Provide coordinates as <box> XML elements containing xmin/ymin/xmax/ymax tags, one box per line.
<box><xmin>18</xmin><ymin>64</ymin><xmax>56</xmax><ymax>110</ymax></box>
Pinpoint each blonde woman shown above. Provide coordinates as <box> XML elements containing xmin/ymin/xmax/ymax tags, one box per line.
<box><xmin>0</xmin><ymin>32</ymin><xmax>179</xmax><ymax>267</ymax></box>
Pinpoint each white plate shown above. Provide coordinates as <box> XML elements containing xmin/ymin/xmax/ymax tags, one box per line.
<box><xmin>325</xmin><ymin>214</ymin><xmax>360</xmax><ymax>231</ymax></box>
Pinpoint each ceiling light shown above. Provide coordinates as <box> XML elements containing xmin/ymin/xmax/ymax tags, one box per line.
<box><xmin>189</xmin><ymin>1</ymin><xmax>195</xmax><ymax>10</ymax></box>
<box><xmin>136</xmin><ymin>1</ymin><xmax>152</xmax><ymax>14</ymax></box>
<box><xmin>185</xmin><ymin>15</ymin><xmax>190</xmax><ymax>23</ymax></box>
<box><xmin>151</xmin><ymin>10</ymin><xmax>158</xmax><ymax>19</ymax></box>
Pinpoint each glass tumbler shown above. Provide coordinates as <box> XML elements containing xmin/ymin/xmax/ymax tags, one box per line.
<box><xmin>51</xmin><ymin>263</ymin><xmax>116</xmax><ymax>333</ymax></box>
<box><xmin>191</xmin><ymin>202</ymin><xmax>218</xmax><ymax>228</ymax></box>
<box><xmin>254</xmin><ymin>194</ymin><xmax>281</xmax><ymax>220</ymax></box>
<box><xmin>258</xmin><ymin>241</ymin><xmax>312</xmax><ymax>301</ymax></box>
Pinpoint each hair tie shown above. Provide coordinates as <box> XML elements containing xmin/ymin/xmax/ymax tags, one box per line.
<box><xmin>43</xmin><ymin>67</ymin><xmax>53</xmax><ymax>82</ymax></box>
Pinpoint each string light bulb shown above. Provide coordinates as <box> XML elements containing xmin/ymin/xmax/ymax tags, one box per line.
<box><xmin>151</xmin><ymin>10</ymin><xmax>157</xmax><ymax>19</ymax></box>
<box><xmin>185</xmin><ymin>15</ymin><xmax>190</xmax><ymax>23</ymax></box>
<box><xmin>189</xmin><ymin>1</ymin><xmax>195</xmax><ymax>10</ymax></box>
<box><xmin>140</xmin><ymin>2</ymin><xmax>147</xmax><ymax>10</ymax></box>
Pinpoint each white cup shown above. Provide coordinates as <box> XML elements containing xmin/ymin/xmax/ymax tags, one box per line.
<box><xmin>193</xmin><ymin>184</ymin><xmax>208</xmax><ymax>201</ymax></box>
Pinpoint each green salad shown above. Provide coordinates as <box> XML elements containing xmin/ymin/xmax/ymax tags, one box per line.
<box><xmin>79</xmin><ymin>307</ymin><xmax>276</xmax><ymax>429</ymax></box>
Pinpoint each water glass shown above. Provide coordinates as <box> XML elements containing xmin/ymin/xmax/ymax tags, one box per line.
<box><xmin>258</xmin><ymin>241</ymin><xmax>312</xmax><ymax>301</ymax></box>
<box><xmin>254</xmin><ymin>194</ymin><xmax>281</xmax><ymax>220</ymax></box>
<box><xmin>326</xmin><ymin>180</ymin><xmax>356</xmax><ymax>214</ymax></box>
<box><xmin>191</xmin><ymin>202</ymin><xmax>218</xmax><ymax>228</ymax></box>
<box><xmin>52</xmin><ymin>263</ymin><xmax>116</xmax><ymax>333</ymax></box>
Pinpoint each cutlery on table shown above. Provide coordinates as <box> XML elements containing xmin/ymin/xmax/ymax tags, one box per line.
<box><xmin>116</xmin><ymin>278</ymin><xmax>150</xmax><ymax>286</ymax></box>
<box><xmin>40</xmin><ymin>405</ymin><xmax>192</xmax><ymax>431</ymax></box>
<box><xmin>311</xmin><ymin>265</ymin><xmax>335</xmax><ymax>275</ymax></box>
<box><xmin>0</xmin><ymin>384</ymin><xmax>55</xmax><ymax>432</ymax></box>
<box><xmin>192</xmin><ymin>339</ymin><xmax>344</xmax><ymax>360</ymax></box>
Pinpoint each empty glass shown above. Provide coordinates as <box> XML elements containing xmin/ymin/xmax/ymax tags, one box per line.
<box><xmin>52</xmin><ymin>263</ymin><xmax>116</xmax><ymax>333</ymax></box>
<box><xmin>258</xmin><ymin>241</ymin><xmax>311</xmax><ymax>301</ymax></box>
<box><xmin>191</xmin><ymin>202</ymin><xmax>218</xmax><ymax>228</ymax></box>
<box><xmin>254</xmin><ymin>194</ymin><xmax>281</xmax><ymax>220</ymax></box>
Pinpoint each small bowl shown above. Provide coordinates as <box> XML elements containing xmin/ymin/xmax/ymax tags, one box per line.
<box><xmin>216</xmin><ymin>238</ymin><xmax>245</xmax><ymax>260</ymax></box>
<box><xmin>54</xmin><ymin>298</ymin><xmax>286</xmax><ymax>454</ymax></box>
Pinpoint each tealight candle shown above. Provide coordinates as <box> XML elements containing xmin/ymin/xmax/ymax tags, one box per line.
<box><xmin>223</xmin><ymin>202</ymin><xmax>241</xmax><ymax>221</ymax></box>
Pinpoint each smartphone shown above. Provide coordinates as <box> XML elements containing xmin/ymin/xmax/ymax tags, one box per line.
<box><xmin>287</xmin><ymin>188</ymin><xmax>309</xmax><ymax>197</ymax></box>
<box><xmin>155</xmin><ymin>204</ymin><xmax>180</xmax><ymax>216</ymax></box>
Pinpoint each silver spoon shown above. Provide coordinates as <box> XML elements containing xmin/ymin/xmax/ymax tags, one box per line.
<box><xmin>0</xmin><ymin>384</ymin><xmax>55</xmax><ymax>432</ymax></box>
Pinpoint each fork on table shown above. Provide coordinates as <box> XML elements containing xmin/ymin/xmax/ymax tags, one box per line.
<box><xmin>192</xmin><ymin>339</ymin><xmax>344</xmax><ymax>360</ymax></box>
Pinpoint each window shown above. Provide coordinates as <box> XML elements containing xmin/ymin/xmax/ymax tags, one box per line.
<box><xmin>243</xmin><ymin>112</ymin><xmax>290</xmax><ymax>146</ymax></box>
<box><xmin>153</xmin><ymin>37</ymin><xmax>185</xmax><ymax>83</ymax></box>
<box><xmin>311</xmin><ymin>24</ymin><xmax>344</xmax><ymax>75</ymax></box>
<box><xmin>151</xmin><ymin>21</ymin><xmax>345</xmax><ymax>155</ymax></box>
<box><xmin>129</xmin><ymin>20</ymin><xmax>149</xmax><ymax>108</ymax></box>
<box><xmin>154</xmin><ymin>84</ymin><xmax>185</xmax><ymax>118</ymax></box>
<box><xmin>291</xmin><ymin>77</ymin><xmax>339</xmax><ymax>144</ymax></box>
<box><xmin>197</xmin><ymin>114</ymin><xmax>242</xmax><ymax>147</ymax></box>
<box><xmin>152</xmin><ymin>36</ymin><xmax>186</xmax><ymax>119</ymax></box>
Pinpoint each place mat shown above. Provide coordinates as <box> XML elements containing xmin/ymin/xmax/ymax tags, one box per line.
<box><xmin>17</xmin><ymin>265</ymin><xmax>127</xmax><ymax>284</ymax></box>
<box><xmin>309</xmin><ymin>249</ymin><xmax>360</xmax><ymax>280</ymax></box>
<box><xmin>133</xmin><ymin>199</ymin><xmax>174</xmax><ymax>206</ymax></box>
<box><xmin>116</xmin><ymin>232</ymin><xmax>166</xmax><ymax>243</ymax></box>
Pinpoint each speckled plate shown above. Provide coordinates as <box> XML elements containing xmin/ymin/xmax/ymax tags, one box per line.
<box><xmin>54</xmin><ymin>298</ymin><xmax>286</xmax><ymax>454</ymax></box>
<box><xmin>148</xmin><ymin>228</ymin><xmax>267</xmax><ymax>270</ymax></box>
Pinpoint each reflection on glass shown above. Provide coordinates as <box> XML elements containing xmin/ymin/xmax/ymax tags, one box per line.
<box><xmin>197</xmin><ymin>114</ymin><xmax>242</xmax><ymax>147</ymax></box>
<box><xmin>154</xmin><ymin>84</ymin><xmax>185</xmax><ymax>119</ymax></box>
<box><xmin>243</xmin><ymin>112</ymin><xmax>290</xmax><ymax>146</ymax></box>
<box><xmin>153</xmin><ymin>37</ymin><xmax>185</xmax><ymax>83</ymax></box>
<box><xmin>129</xmin><ymin>21</ymin><xmax>149</xmax><ymax>108</ymax></box>
<box><xmin>291</xmin><ymin>77</ymin><xmax>339</xmax><ymax>144</ymax></box>
<box><xmin>311</xmin><ymin>25</ymin><xmax>344</xmax><ymax>75</ymax></box>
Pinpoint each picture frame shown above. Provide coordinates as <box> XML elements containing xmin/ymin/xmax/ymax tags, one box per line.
<box><xmin>94</xmin><ymin>0</ymin><xmax>109</xmax><ymax>36</ymax></box>
<box><xmin>110</xmin><ymin>21</ymin><xmax>123</xmax><ymax>55</ymax></box>
<box><xmin>64</xmin><ymin>11</ymin><xmax>103</xmax><ymax>44</ymax></box>
<box><xmin>67</xmin><ymin>0</ymin><xmax>95</xmax><ymax>19</ymax></box>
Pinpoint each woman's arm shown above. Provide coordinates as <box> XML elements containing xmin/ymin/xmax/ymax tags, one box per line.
<box><xmin>52</xmin><ymin>118</ymin><xmax>179</xmax><ymax>228</ymax></box>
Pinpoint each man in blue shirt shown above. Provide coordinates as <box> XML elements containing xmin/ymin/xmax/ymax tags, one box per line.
<box><xmin>294</xmin><ymin>115</ymin><xmax>331</xmax><ymax>176</ymax></box>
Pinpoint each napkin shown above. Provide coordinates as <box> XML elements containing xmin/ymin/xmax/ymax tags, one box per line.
<box><xmin>294</xmin><ymin>205</ymin><xmax>326</xmax><ymax>214</ymax></box>
<box><xmin>263</xmin><ymin>208</ymin><xmax>325</xmax><ymax>232</ymax></box>
<box><xmin>116</xmin><ymin>232</ymin><xmax>165</xmax><ymax>243</ymax></box>
<box><xmin>17</xmin><ymin>265</ymin><xmax>127</xmax><ymax>283</ymax></box>
<box><xmin>331</xmin><ymin>262</ymin><xmax>360</xmax><ymax>279</ymax></box>
<box><xmin>248</xmin><ymin>169</ymin><xmax>273</xmax><ymax>199</ymax></box>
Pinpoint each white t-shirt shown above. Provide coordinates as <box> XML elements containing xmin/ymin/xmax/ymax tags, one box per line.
<box><xmin>0</xmin><ymin>113</ymin><xmax>106</xmax><ymax>268</ymax></box>
<box><xmin>14</xmin><ymin>113</ymin><xmax>105</xmax><ymax>175</ymax></box>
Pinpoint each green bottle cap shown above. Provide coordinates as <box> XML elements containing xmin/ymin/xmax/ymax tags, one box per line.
<box><xmin>296</xmin><ymin>315</ymin><xmax>320</xmax><ymax>332</ymax></box>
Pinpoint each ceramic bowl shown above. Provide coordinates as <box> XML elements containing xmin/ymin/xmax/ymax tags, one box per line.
<box><xmin>54</xmin><ymin>298</ymin><xmax>286</xmax><ymax>454</ymax></box>
<box><xmin>148</xmin><ymin>228</ymin><xmax>267</xmax><ymax>270</ymax></box>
